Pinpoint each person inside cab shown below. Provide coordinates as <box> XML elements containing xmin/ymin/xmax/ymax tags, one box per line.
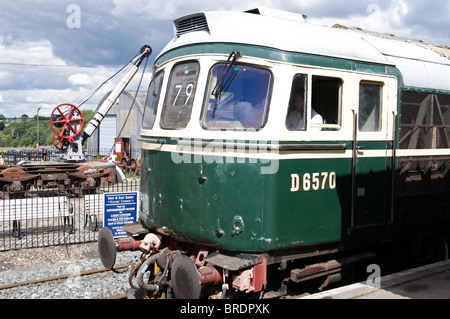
<box><xmin>286</xmin><ymin>88</ymin><xmax>323</xmax><ymax>131</ymax></box>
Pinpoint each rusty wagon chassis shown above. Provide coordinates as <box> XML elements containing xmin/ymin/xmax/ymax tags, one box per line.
<box><xmin>0</xmin><ymin>162</ymin><xmax>116</xmax><ymax>199</ymax></box>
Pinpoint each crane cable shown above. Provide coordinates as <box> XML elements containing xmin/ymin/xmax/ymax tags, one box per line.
<box><xmin>74</xmin><ymin>51</ymin><xmax>142</xmax><ymax>109</ymax></box>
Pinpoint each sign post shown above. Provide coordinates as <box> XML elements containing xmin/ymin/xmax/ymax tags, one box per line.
<box><xmin>103</xmin><ymin>191</ymin><xmax>138</xmax><ymax>238</ymax></box>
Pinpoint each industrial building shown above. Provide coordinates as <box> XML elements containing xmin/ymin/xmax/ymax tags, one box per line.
<box><xmin>87</xmin><ymin>90</ymin><xmax>145</xmax><ymax>159</ymax></box>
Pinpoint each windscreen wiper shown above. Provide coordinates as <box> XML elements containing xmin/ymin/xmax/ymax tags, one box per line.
<box><xmin>211</xmin><ymin>51</ymin><xmax>241</xmax><ymax>118</ymax></box>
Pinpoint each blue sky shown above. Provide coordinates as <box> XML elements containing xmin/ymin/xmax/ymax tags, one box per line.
<box><xmin>1</xmin><ymin>0</ymin><xmax>449</xmax><ymax>118</ymax></box>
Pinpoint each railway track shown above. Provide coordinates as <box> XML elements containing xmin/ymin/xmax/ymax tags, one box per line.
<box><xmin>0</xmin><ymin>241</ymin><xmax>442</xmax><ymax>300</ymax></box>
<box><xmin>0</xmin><ymin>264</ymin><xmax>131</xmax><ymax>299</ymax></box>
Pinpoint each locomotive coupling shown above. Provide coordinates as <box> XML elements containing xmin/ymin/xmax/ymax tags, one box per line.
<box><xmin>136</xmin><ymin>249</ymin><xmax>224</xmax><ymax>298</ymax></box>
<box><xmin>98</xmin><ymin>227</ymin><xmax>162</xmax><ymax>270</ymax></box>
<box><xmin>98</xmin><ymin>228</ymin><xmax>268</xmax><ymax>298</ymax></box>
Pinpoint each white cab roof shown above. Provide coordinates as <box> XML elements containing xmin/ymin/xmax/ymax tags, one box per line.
<box><xmin>160</xmin><ymin>8</ymin><xmax>450</xmax><ymax>91</ymax></box>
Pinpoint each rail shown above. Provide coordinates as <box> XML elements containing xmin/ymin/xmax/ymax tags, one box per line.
<box><xmin>0</xmin><ymin>265</ymin><xmax>129</xmax><ymax>291</ymax></box>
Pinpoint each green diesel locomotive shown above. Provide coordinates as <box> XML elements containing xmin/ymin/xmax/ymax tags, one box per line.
<box><xmin>99</xmin><ymin>8</ymin><xmax>450</xmax><ymax>299</ymax></box>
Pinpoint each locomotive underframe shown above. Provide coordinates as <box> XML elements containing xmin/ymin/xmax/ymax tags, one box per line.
<box><xmin>103</xmin><ymin>215</ymin><xmax>449</xmax><ymax>299</ymax></box>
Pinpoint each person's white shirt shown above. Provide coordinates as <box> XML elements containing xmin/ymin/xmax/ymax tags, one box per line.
<box><xmin>310</xmin><ymin>109</ymin><xmax>324</xmax><ymax>131</ymax></box>
<box><xmin>286</xmin><ymin>108</ymin><xmax>323</xmax><ymax>131</ymax></box>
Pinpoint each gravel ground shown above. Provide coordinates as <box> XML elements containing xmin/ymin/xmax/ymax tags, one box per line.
<box><xmin>0</xmin><ymin>242</ymin><xmax>142</xmax><ymax>299</ymax></box>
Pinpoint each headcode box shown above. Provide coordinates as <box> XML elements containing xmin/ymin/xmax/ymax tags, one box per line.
<box><xmin>103</xmin><ymin>191</ymin><xmax>138</xmax><ymax>238</ymax></box>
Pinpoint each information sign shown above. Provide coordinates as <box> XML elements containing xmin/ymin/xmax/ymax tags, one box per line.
<box><xmin>103</xmin><ymin>191</ymin><xmax>138</xmax><ymax>238</ymax></box>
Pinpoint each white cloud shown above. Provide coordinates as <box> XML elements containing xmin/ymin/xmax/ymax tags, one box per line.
<box><xmin>0</xmin><ymin>71</ymin><xmax>8</xmax><ymax>79</ymax></box>
<box><xmin>112</xmin><ymin>0</ymin><xmax>190</xmax><ymax>20</ymax></box>
<box><xmin>308</xmin><ymin>1</ymin><xmax>412</xmax><ymax>39</ymax></box>
<box><xmin>25</xmin><ymin>96</ymin><xmax>43</xmax><ymax>103</ymax></box>
<box><xmin>111</xmin><ymin>0</ymin><xmax>270</xmax><ymax>20</ymax></box>
<box><xmin>68</xmin><ymin>73</ymin><xmax>93</xmax><ymax>86</ymax></box>
<box><xmin>387</xmin><ymin>0</ymin><xmax>408</xmax><ymax>27</ymax></box>
<box><xmin>2</xmin><ymin>87</ymin><xmax>103</xmax><ymax>117</ymax></box>
<box><xmin>20</xmin><ymin>88</ymin><xmax>78</xmax><ymax>105</ymax></box>
<box><xmin>0</xmin><ymin>39</ymin><xmax>66</xmax><ymax>66</ymax></box>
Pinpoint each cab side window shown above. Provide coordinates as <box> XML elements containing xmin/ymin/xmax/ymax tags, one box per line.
<box><xmin>286</xmin><ymin>74</ymin><xmax>307</xmax><ymax>131</ymax></box>
<box><xmin>142</xmin><ymin>71</ymin><xmax>164</xmax><ymax>129</ymax></box>
<box><xmin>285</xmin><ymin>74</ymin><xmax>342</xmax><ymax>131</ymax></box>
<box><xmin>359</xmin><ymin>82</ymin><xmax>382</xmax><ymax>132</ymax></box>
<box><xmin>311</xmin><ymin>76</ymin><xmax>342</xmax><ymax>131</ymax></box>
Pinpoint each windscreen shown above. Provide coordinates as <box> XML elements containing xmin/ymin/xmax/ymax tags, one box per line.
<box><xmin>160</xmin><ymin>61</ymin><xmax>200</xmax><ymax>129</ymax></box>
<box><xmin>201</xmin><ymin>63</ymin><xmax>272</xmax><ymax>131</ymax></box>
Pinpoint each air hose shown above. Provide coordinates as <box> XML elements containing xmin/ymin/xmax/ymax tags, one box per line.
<box><xmin>135</xmin><ymin>252</ymin><xmax>161</xmax><ymax>292</ymax></box>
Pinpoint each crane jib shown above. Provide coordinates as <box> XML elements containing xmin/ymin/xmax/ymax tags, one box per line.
<box><xmin>83</xmin><ymin>46</ymin><xmax>152</xmax><ymax>140</ymax></box>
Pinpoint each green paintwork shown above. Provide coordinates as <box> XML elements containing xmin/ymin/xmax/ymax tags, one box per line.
<box><xmin>354</xmin><ymin>141</ymin><xmax>393</xmax><ymax>227</ymax></box>
<box><xmin>155</xmin><ymin>42</ymin><xmax>403</xmax><ymax>82</ymax></box>
<box><xmin>140</xmin><ymin>139</ymin><xmax>396</xmax><ymax>252</ymax></box>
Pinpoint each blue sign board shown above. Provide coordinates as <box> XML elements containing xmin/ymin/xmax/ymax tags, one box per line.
<box><xmin>103</xmin><ymin>191</ymin><xmax>138</xmax><ymax>238</ymax></box>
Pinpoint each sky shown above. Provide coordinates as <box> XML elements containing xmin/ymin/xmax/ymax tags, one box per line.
<box><xmin>1</xmin><ymin>0</ymin><xmax>450</xmax><ymax>118</ymax></box>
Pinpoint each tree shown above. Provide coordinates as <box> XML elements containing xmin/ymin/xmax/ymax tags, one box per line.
<box><xmin>0</xmin><ymin>109</ymin><xmax>97</xmax><ymax>148</ymax></box>
<box><xmin>0</xmin><ymin>135</ymin><xmax>12</xmax><ymax>147</ymax></box>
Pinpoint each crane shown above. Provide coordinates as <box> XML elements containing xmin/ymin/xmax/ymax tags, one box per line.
<box><xmin>50</xmin><ymin>45</ymin><xmax>152</xmax><ymax>162</ymax></box>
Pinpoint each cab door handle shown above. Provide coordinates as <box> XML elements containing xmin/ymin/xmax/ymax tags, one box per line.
<box><xmin>356</xmin><ymin>145</ymin><xmax>366</xmax><ymax>154</ymax></box>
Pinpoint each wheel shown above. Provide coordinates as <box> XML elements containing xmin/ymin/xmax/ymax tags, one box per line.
<box><xmin>53</xmin><ymin>131</ymin><xmax>68</xmax><ymax>151</ymax></box>
<box><xmin>50</xmin><ymin>103</ymin><xmax>84</xmax><ymax>143</ymax></box>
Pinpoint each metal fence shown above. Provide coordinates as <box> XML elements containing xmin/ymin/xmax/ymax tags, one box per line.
<box><xmin>0</xmin><ymin>179</ymin><xmax>139</xmax><ymax>252</ymax></box>
<box><xmin>0</xmin><ymin>148</ymin><xmax>141</xmax><ymax>166</ymax></box>
<box><xmin>0</xmin><ymin>150</ymin><xmax>57</xmax><ymax>165</ymax></box>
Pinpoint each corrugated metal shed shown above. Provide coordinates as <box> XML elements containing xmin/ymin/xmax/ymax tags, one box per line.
<box><xmin>87</xmin><ymin>90</ymin><xmax>145</xmax><ymax>158</ymax></box>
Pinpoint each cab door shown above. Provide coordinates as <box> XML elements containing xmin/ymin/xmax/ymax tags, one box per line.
<box><xmin>351</xmin><ymin>79</ymin><xmax>395</xmax><ymax>228</ymax></box>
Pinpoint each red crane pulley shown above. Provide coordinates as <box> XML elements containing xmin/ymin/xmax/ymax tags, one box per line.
<box><xmin>50</xmin><ymin>103</ymin><xmax>84</xmax><ymax>150</ymax></box>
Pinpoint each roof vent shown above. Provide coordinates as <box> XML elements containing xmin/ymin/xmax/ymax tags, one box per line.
<box><xmin>174</xmin><ymin>13</ymin><xmax>209</xmax><ymax>38</ymax></box>
<box><xmin>245</xmin><ymin>7</ymin><xmax>307</xmax><ymax>22</ymax></box>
